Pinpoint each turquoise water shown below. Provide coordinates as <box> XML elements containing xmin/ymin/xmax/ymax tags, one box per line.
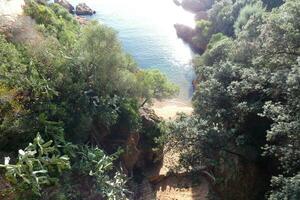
<box><xmin>70</xmin><ymin>0</ymin><xmax>195</xmax><ymax>99</ymax></box>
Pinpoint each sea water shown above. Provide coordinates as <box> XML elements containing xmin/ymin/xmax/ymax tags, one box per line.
<box><xmin>70</xmin><ymin>0</ymin><xmax>195</xmax><ymax>100</ymax></box>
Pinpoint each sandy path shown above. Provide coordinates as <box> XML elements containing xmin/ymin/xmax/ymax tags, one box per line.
<box><xmin>143</xmin><ymin>144</ymin><xmax>209</xmax><ymax>200</ymax></box>
<box><xmin>152</xmin><ymin>99</ymin><xmax>193</xmax><ymax>120</ymax></box>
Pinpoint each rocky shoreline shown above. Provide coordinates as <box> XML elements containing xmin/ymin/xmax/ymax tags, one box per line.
<box><xmin>173</xmin><ymin>0</ymin><xmax>212</xmax><ymax>53</ymax></box>
<box><xmin>173</xmin><ymin>0</ymin><xmax>214</xmax><ymax>91</ymax></box>
<box><xmin>54</xmin><ymin>0</ymin><xmax>95</xmax><ymax>16</ymax></box>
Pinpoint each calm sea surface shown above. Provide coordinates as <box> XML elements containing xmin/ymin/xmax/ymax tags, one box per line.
<box><xmin>70</xmin><ymin>0</ymin><xmax>195</xmax><ymax>100</ymax></box>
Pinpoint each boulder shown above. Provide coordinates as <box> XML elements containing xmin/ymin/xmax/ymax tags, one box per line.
<box><xmin>75</xmin><ymin>3</ymin><xmax>96</xmax><ymax>15</ymax></box>
<box><xmin>139</xmin><ymin>107</ymin><xmax>161</xmax><ymax>127</ymax></box>
<box><xmin>181</xmin><ymin>0</ymin><xmax>213</xmax><ymax>13</ymax></box>
<box><xmin>174</xmin><ymin>24</ymin><xmax>196</xmax><ymax>42</ymax></box>
<box><xmin>54</xmin><ymin>0</ymin><xmax>74</xmax><ymax>13</ymax></box>
<box><xmin>74</xmin><ymin>16</ymin><xmax>89</xmax><ymax>25</ymax></box>
<box><xmin>174</xmin><ymin>23</ymin><xmax>204</xmax><ymax>53</ymax></box>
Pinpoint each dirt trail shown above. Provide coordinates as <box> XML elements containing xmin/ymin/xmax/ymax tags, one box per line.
<box><xmin>147</xmin><ymin>100</ymin><xmax>210</xmax><ymax>199</ymax></box>
<box><xmin>136</xmin><ymin>146</ymin><xmax>209</xmax><ymax>200</ymax></box>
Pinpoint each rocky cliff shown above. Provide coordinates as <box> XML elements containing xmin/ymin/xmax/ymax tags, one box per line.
<box><xmin>173</xmin><ymin>0</ymin><xmax>212</xmax><ymax>53</ymax></box>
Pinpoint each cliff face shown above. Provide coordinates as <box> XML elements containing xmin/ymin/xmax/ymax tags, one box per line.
<box><xmin>174</xmin><ymin>0</ymin><xmax>213</xmax><ymax>53</ymax></box>
<box><xmin>174</xmin><ymin>24</ymin><xmax>205</xmax><ymax>53</ymax></box>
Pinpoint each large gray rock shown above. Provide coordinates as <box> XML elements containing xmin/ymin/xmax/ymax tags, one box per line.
<box><xmin>174</xmin><ymin>24</ymin><xmax>204</xmax><ymax>52</ymax></box>
<box><xmin>181</xmin><ymin>0</ymin><xmax>213</xmax><ymax>13</ymax></box>
<box><xmin>174</xmin><ymin>24</ymin><xmax>196</xmax><ymax>43</ymax></box>
<box><xmin>75</xmin><ymin>3</ymin><xmax>96</xmax><ymax>15</ymax></box>
<box><xmin>54</xmin><ymin>0</ymin><xmax>74</xmax><ymax>13</ymax></box>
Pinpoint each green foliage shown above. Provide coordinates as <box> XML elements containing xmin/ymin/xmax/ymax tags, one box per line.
<box><xmin>196</xmin><ymin>20</ymin><xmax>212</xmax><ymax>36</ymax></box>
<box><xmin>208</xmin><ymin>0</ymin><xmax>253</xmax><ymax>37</ymax></box>
<box><xmin>268</xmin><ymin>173</ymin><xmax>300</xmax><ymax>200</ymax></box>
<box><xmin>262</xmin><ymin>0</ymin><xmax>284</xmax><ymax>10</ymax></box>
<box><xmin>76</xmin><ymin>146</ymin><xmax>129</xmax><ymax>200</ymax></box>
<box><xmin>75</xmin><ymin>22</ymin><xmax>136</xmax><ymax>96</ymax></box>
<box><xmin>0</xmin><ymin>134</ymin><xmax>70</xmax><ymax>198</ymax></box>
<box><xmin>193</xmin><ymin>20</ymin><xmax>213</xmax><ymax>49</ymax></box>
<box><xmin>0</xmin><ymin>35</ymin><xmax>27</xmax><ymax>88</ymax></box>
<box><xmin>256</xmin><ymin>0</ymin><xmax>300</xmax><ymax>68</ymax></box>
<box><xmin>137</xmin><ymin>69</ymin><xmax>179</xmax><ymax>106</ymax></box>
<box><xmin>234</xmin><ymin>2</ymin><xmax>265</xmax><ymax>35</ymax></box>
<box><xmin>195</xmin><ymin>33</ymin><xmax>233</xmax><ymax>66</ymax></box>
<box><xmin>166</xmin><ymin>113</ymin><xmax>207</xmax><ymax>169</ymax></box>
<box><xmin>0</xmin><ymin>0</ymin><xmax>176</xmax><ymax>198</ymax></box>
<box><xmin>141</xmin><ymin>121</ymin><xmax>167</xmax><ymax>150</ymax></box>
<box><xmin>181</xmin><ymin>0</ymin><xmax>213</xmax><ymax>12</ymax></box>
<box><xmin>118</xmin><ymin>98</ymin><xmax>141</xmax><ymax>131</ymax></box>
<box><xmin>24</xmin><ymin>0</ymin><xmax>79</xmax><ymax>45</ymax></box>
<box><xmin>168</xmin><ymin>0</ymin><xmax>300</xmax><ymax>199</ymax></box>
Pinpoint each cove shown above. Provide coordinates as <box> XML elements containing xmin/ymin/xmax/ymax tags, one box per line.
<box><xmin>70</xmin><ymin>0</ymin><xmax>195</xmax><ymax>100</ymax></box>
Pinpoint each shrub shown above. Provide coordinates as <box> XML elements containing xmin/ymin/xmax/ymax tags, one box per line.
<box><xmin>76</xmin><ymin>146</ymin><xmax>129</xmax><ymax>200</ymax></box>
<box><xmin>0</xmin><ymin>134</ymin><xmax>70</xmax><ymax>198</ymax></box>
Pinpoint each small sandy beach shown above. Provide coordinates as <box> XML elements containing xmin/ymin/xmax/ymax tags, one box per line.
<box><xmin>152</xmin><ymin>99</ymin><xmax>193</xmax><ymax>120</ymax></box>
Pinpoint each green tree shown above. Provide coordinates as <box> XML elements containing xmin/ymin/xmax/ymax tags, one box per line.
<box><xmin>167</xmin><ymin>0</ymin><xmax>300</xmax><ymax>199</ymax></box>
<box><xmin>137</xmin><ymin>69</ymin><xmax>179</xmax><ymax>107</ymax></box>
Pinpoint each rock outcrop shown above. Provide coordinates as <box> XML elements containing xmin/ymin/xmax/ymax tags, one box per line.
<box><xmin>75</xmin><ymin>3</ymin><xmax>96</xmax><ymax>15</ymax></box>
<box><xmin>54</xmin><ymin>0</ymin><xmax>74</xmax><ymax>13</ymax></box>
<box><xmin>181</xmin><ymin>0</ymin><xmax>213</xmax><ymax>13</ymax></box>
<box><xmin>174</xmin><ymin>24</ymin><xmax>196</xmax><ymax>44</ymax></box>
<box><xmin>174</xmin><ymin>24</ymin><xmax>204</xmax><ymax>52</ymax></box>
<box><xmin>74</xmin><ymin>16</ymin><xmax>89</xmax><ymax>25</ymax></box>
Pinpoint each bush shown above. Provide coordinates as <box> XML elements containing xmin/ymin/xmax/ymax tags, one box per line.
<box><xmin>75</xmin><ymin>146</ymin><xmax>129</xmax><ymax>200</ymax></box>
<box><xmin>234</xmin><ymin>3</ymin><xmax>265</xmax><ymax>35</ymax></box>
<box><xmin>0</xmin><ymin>134</ymin><xmax>70</xmax><ymax>198</ymax></box>
<box><xmin>24</xmin><ymin>0</ymin><xmax>79</xmax><ymax>44</ymax></box>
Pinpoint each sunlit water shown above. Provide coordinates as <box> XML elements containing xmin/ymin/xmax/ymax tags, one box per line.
<box><xmin>70</xmin><ymin>0</ymin><xmax>195</xmax><ymax>100</ymax></box>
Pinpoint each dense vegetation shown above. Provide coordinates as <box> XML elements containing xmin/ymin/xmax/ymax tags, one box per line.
<box><xmin>1</xmin><ymin>0</ymin><xmax>299</xmax><ymax>199</ymax></box>
<box><xmin>0</xmin><ymin>0</ymin><xmax>178</xmax><ymax>199</ymax></box>
<box><xmin>168</xmin><ymin>0</ymin><xmax>300</xmax><ymax>199</ymax></box>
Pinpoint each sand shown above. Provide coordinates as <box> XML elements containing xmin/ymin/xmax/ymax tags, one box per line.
<box><xmin>152</xmin><ymin>99</ymin><xmax>193</xmax><ymax>120</ymax></box>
